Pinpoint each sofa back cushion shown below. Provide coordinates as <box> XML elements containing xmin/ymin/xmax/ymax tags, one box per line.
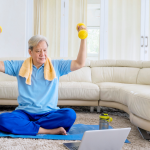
<box><xmin>91</xmin><ymin>60</ymin><xmax>141</xmax><ymax>84</ymax></box>
<box><xmin>0</xmin><ymin>72</ymin><xmax>17</xmax><ymax>81</ymax></box>
<box><xmin>137</xmin><ymin>68</ymin><xmax>150</xmax><ymax>85</ymax></box>
<box><xmin>91</xmin><ymin>67</ymin><xmax>140</xmax><ymax>84</ymax></box>
<box><xmin>136</xmin><ymin>61</ymin><xmax>150</xmax><ymax>85</ymax></box>
<box><xmin>59</xmin><ymin>59</ymin><xmax>91</xmax><ymax>82</ymax></box>
<box><xmin>59</xmin><ymin>67</ymin><xmax>92</xmax><ymax>82</ymax></box>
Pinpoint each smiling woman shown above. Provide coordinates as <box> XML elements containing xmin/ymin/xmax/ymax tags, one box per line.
<box><xmin>29</xmin><ymin>41</ymin><xmax>48</xmax><ymax>69</ymax></box>
<box><xmin>0</xmin><ymin>31</ymin><xmax>88</xmax><ymax>136</ymax></box>
<box><xmin>28</xmin><ymin>35</ymin><xmax>49</xmax><ymax>69</ymax></box>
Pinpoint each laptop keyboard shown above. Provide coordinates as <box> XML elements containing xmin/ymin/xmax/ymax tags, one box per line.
<box><xmin>70</xmin><ymin>146</ymin><xmax>79</xmax><ymax>150</ymax></box>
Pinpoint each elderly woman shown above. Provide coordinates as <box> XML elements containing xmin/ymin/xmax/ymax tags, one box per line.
<box><xmin>0</xmin><ymin>26</ymin><xmax>87</xmax><ymax>135</ymax></box>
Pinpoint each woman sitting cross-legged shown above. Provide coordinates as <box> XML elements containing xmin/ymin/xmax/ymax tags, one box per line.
<box><xmin>0</xmin><ymin>26</ymin><xmax>87</xmax><ymax>135</ymax></box>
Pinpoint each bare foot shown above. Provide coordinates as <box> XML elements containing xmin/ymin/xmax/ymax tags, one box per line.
<box><xmin>48</xmin><ymin>127</ymin><xmax>67</xmax><ymax>135</ymax></box>
<box><xmin>38</xmin><ymin>127</ymin><xmax>67</xmax><ymax>135</ymax></box>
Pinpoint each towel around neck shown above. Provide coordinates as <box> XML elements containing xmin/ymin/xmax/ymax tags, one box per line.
<box><xmin>19</xmin><ymin>57</ymin><xmax>56</xmax><ymax>85</ymax></box>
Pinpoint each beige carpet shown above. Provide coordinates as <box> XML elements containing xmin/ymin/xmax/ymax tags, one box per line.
<box><xmin>0</xmin><ymin>112</ymin><xmax>150</xmax><ymax>150</ymax></box>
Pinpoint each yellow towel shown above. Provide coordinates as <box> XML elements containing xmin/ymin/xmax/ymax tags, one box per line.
<box><xmin>19</xmin><ymin>57</ymin><xmax>56</xmax><ymax>85</ymax></box>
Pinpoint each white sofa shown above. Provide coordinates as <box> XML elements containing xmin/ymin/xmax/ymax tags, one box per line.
<box><xmin>0</xmin><ymin>58</ymin><xmax>150</xmax><ymax>132</ymax></box>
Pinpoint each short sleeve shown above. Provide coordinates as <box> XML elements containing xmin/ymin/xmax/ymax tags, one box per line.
<box><xmin>58</xmin><ymin>59</ymin><xmax>72</xmax><ymax>76</ymax></box>
<box><xmin>4</xmin><ymin>60</ymin><xmax>24</xmax><ymax>77</ymax></box>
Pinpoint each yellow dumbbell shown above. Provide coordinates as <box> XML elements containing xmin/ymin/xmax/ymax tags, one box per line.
<box><xmin>76</xmin><ymin>23</ymin><xmax>88</xmax><ymax>39</ymax></box>
<box><xmin>0</xmin><ymin>26</ymin><xmax>2</xmax><ymax>33</ymax></box>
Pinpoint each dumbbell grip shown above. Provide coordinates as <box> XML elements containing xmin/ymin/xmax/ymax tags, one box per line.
<box><xmin>76</xmin><ymin>23</ymin><xmax>88</xmax><ymax>39</ymax></box>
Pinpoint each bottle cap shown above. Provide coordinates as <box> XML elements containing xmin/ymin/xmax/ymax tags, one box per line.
<box><xmin>99</xmin><ymin>113</ymin><xmax>113</xmax><ymax>122</ymax></box>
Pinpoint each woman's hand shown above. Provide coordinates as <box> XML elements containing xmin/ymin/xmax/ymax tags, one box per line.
<box><xmin>77</xmin><ymin>25</ymin><xmax>88</xmax><ymax>34</ymax></box>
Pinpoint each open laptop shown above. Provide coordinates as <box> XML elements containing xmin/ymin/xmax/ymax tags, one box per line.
<box><xmin>63</xmin><ymin>128</ymin><xmax>131</xmax><ymax>150</ymax></box>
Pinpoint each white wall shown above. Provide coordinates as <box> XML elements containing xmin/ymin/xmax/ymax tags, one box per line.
<box><xmin>25</xmin><ymin>0</ymin><xmax>34</xmax><ymax>58</ymax></box>
<box><xmin>0</xmin><ymin>0</ymin><xmax>33</xmax><ymax>58</ymax></box>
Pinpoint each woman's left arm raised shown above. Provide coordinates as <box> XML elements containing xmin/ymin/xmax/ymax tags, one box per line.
<box><xmin>71</xmin><ymin>25</ymin><xmax>87</xmax><ymax>71</ymax></box>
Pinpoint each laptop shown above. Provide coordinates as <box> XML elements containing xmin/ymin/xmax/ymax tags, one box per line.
<box><xmin>63</xmin><ymin>128</ymin><xmax>131</xmax><ymax>150</ymax></box>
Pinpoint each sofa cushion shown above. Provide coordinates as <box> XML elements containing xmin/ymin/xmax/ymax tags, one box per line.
<box><xmin>0</xmin><ymin>72</ymin><xmax>17</xmax><ymax>81</ymax></box>
<box><xmin>58</xmin><ymin>82</ymin><xmax>99</xmax><ymax>100</ymax></box>
<box><xmin>0</xmin><ymin>81</ymin><xmax>18</xmax><ymax>99</ymax></box>
<box><xmin>91</xmin><ymin>67</ymin><xmax>140</xmax><ymax>84</ymax></box>
<box><xmin>120</xmin><ymin>84</ymin><xmax>150</xmax><ymax>121</ymax></box>
<box><xmin>137</xmin><ymin>68</ymin><xmax>150</xmax><ymax>85</ymax></box>
<box><xmin>96</xmin><ymin>82</ymin><xmax>130</xmax><ymax>106</ymax></box>
<box><xmin>59</xmin><ymin>67</ymin><xmax>91</xmax><ymax>82</ymax></box>
<box><xmin>97</xmin><ymin>82</ymin><xmax>150</xmax><ymax>121</ymax></box>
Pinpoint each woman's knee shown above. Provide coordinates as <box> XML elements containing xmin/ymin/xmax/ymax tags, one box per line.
<box><xmin>0</xmin><ymin>112</ymin><xmax>11</xmax><ymax>125</ymax></box>
<box><xmin>63</xmin><ymin>108</ymin><xmax>76</xmax><ymax>122</ymax></box>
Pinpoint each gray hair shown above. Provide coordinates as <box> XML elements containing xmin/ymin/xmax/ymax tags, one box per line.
<box><xmin>28</xmin><ymin>35</ymin><xmax>49</xmax><ymax>51</ymax></box>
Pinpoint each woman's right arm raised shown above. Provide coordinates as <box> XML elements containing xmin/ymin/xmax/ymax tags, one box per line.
<box><xmin>0</xmin><ymin>61</ymin><xmax>5</xmax><ymax>73</ymax></box>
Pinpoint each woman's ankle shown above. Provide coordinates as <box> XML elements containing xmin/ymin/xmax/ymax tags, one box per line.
<box><xmin>37</xmin><ymin>127</ymin><xmax>67</xmax><ymax>135</ymax></box>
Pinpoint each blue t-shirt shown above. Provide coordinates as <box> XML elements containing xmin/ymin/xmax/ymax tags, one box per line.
<box><xmin>4</xmin><ymin>59</ymin><xmax>72</xmax><ymax>114</ymax></box>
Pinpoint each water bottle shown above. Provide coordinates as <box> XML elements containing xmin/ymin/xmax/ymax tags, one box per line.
<box><xmin>99</xmin><ymin>113</ymin><xmax>113</xmax><ymax>130</ymax></box>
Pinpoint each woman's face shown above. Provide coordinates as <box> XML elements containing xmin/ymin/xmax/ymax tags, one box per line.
<box><xmin>29</xmin><ymin>40</ymin><xmax>48</xmax><ymax>69</ymax></box>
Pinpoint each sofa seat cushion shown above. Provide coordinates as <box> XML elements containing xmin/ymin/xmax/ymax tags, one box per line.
<box><xmin>59</xmin><ymin>82</ymin><xmax>99</xmax><ymax>100</ymax></box>
<box><xmin>120</xmin><ymin>84</ymin><xmax>150</xmax><ymax>121</ymax></box>
<box><xmin>96</xmin><ymin>82</ymin><xmax>130</xmax><ymax>106</ymax></box>
<box><xmin>97</xmin><ymin>82</ymin><xmax>150</xmax><ymax>121</ymax></box>
<box><xmin>0</xmin><ymin>81</ymin><xmax>18</xmax><ymax>99</ymax></box>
